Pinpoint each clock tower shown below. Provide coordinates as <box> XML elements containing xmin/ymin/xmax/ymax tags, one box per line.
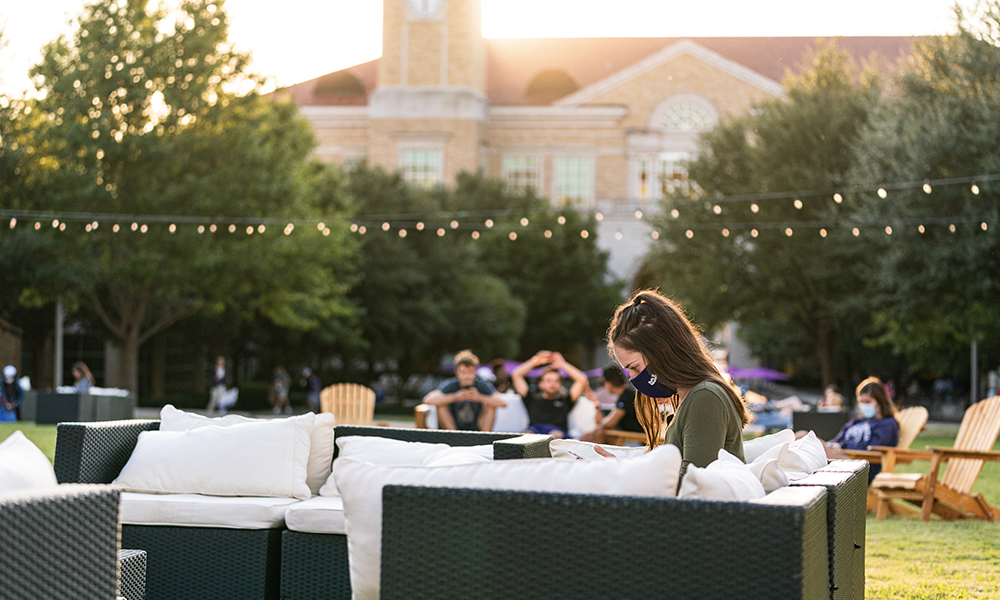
<box><xmin>369</xmin><ymin>0</ymin><xmax>488</xmax><ymax>185</ymax></box>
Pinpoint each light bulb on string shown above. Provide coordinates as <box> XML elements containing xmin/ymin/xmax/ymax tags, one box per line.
<box><xmin>358</xmin><ymin>226</ymin><xmax>367</xmax><ymax>234</ymax></box>
<box><xmin>685</xmin><ymin>230</ymin><xmax>693</xmax><ymax>239</ymax></box>
<box><xmin>246</xmin><ymin>226</ymin><xmax>253</xmax><ymax>235</ymax></box>
<box><xmin>382</xmin><ymin>222</ymin><xmax>390</xmax><ymax>231</ymax></box>
<box><xmin>580</xmin><ymin>230</ymin><xmax>589</xmax><ymax>239</ymax></box>
<box><xmin>544</xmin><ymin>230</ymin><xmax>552</xmax><ymax>238</ymax></box>
<box><xmin>722</xmin><ymin>228</ymin><xmax>729</xmax><ymax>237</ymax></box>
<box><xmin>877</xmin><ymin>187</ymin><xmax>887</xmax><ymax>199</ymax></box>
<box><xmin>750</xmin><ymin>204</ymin><xmax>759</xmax><ymax>213</ymax></box>
<box><xmin>169</xmin><ymin>224</ymin><xmax>176</xmax><ymax>233</ymax></box>
<box><xmin>595</xmin><ymin>212</ymin><xmax>604</xmax><ymax>221</ymax></box>
<box><xmin>509</xmin><ymin>232</ymin><xmax>517</xmax><ymax>241</ymax></box>
<box><xmin>670</xmin><ymin>209</ymin><xmax>680</xmax><ymax>218</ymax></box>
<box><xmin>450</xmin><ymin>220</ymin><xmax>459</xmax><ymax>229</ymax></box>
<box><xmin>416</xmin><ymin>222</ymin><xmax>425</xmax><ymax>231</ymax></box>
<box><xmin>922</xmin><ymin>182</ymin><xmax>932</xmax><ymax>194</ymax></box>
<box><xmin>323</xmin><ymin>228</ymin><xmax>331</xmax><ymax>236</ymax></box>
<box><xmin>820</xmin><ymin>228</ymin><xmax>827</xmax><ymax>237</ymax></box>
<box><xmin>785</xmin><ymin>228</ymin><xmax>793</xmax><ymax>236</ymax></box>
<box><xmin>131</xmin><ymin>223</ymin><xmax>138</xmax><ymax>231</ymax></box>
<box><xmin>651</xmin><ymin>231</ymin><xmax>660</xmax><ymax>240</ymax></box>
<box><xmin>713</xmin><ymin>205</ymin><xmax>722</xmax><ymax>215</ymax></box>
<box><xmin>34</xmin><ymin>222</ymin><xmax>41</xmax><ymax>230</ymax></box>
<box><xmin>92</xmin><ymin>221</ymin><xmax>98</xmax><ymax>230</ymax></box>
<box><xmin>520</xmin><ymin>217</ymin><xmax>529</xmax><ymax>226</ymax></box>
<box><xmin>471</xmin><ymin>231</ymin><xmax>480</xmax><ymax>240</ymax></box>
<box><xmin>86</xmin><ymin>224</ymin><xmax>92</xmax><ymax>232</ymax></box>
<box><xmin>557</xmin><ymin>215</ymin><xmax>566</xmax><ymax>225</ymax></box>
<box><xmin>52</xmin><ymin>219</ymin><xmax>59</xmax><ymax>228</ymax></box>
<box><xmin>436</xmin><ymin>228</ymin><xmax>445</xmax><ymax>237</ymax></box>
<box><xmin>852</xmin><ymin>227</ymin><xmax>860</xmax><ymax>236</ymax></box>
<box><xmin>317</xmin><ymin>222</ymin><xmax>325</xmax><ymax>231</ymax></box>
<box><xmin>140</xmin><ymin>224</ymin><xmax>147</xmax><ymax>233</ymax></box>
<box><xmin>59</xmin><ymin>223</ymin><xmax>66</xmax><ymax>231</ymax></box>
<box><xmin>350</xmin><ymin>224</ymin><xmax>358</xmax><ymax>232</ymax></box>
<box><xmin>228</xmin><ymin>224</ymin><xmax>236</xmax><ymax>233</ymax></box>
<box><xmin>751</xmin><ymin>229</ymin><xmax>758</xmax><ymax>238</ymax></box>
<box><xmin>258</xmin><ymin>225</ymin><xmax>265</xmax><ymax>234</ymax></box>
<box><xmin>793</xmin><ymin>199</ymin><xmax>803</xmax><ymax>210</ymax></box>
<box><xmin>112</xmin><ymin>224</ymin><xmax>120</xmax><ymax>232</ymax></box>
<box><xmin>972</xmin><ymin>184</ymin><xmax>980</xmax><ymax>195</ymax></box>
<box><xmin>885</xmin><ymin>226</ymin><xmax>892</xmax><ymax>235</ymax></box>
<box><xmin>982</xmin><ymin>222</ymin><xmax>988</xmax><ymax>231</ymax></box>
<box><xmin>9</xmin><ymin>218</ymin><xmax>16</xmax><ymax>229</ymax></box>
<box><xmin>634</xmin><ymin>209</ymin><xmax>643</xmax><ymax>219</ymax></box>
<box><xmin>949</xmin><ymin>224</ymin><xmax>956</xmax><ymax>233</ymax></box>
<box><xmin>615</xmin><ymin>231</ymin><xmax>623</xmax><ymax>240</ymax></box>
<box><xmin>398</xmin><ymin>229</ymin><xmax>407</xmax><ymax>238</ymax></box>
<box><xmin>210</xmin><ymin>224</ymin><xmax>217</xmax><ymax>232</ymax></box>
<box><xmin>918</xmin><ymin>225</ymin><xmax>925</xmax><ymax>233</ymax></box>
<box><xmin>485</xmin><ymin>219</ymin><xmax>494</xmax><ymax>228</ymax></box>
<box><xmin>286</xmin><ymin>223</ymin><xmax>294</xmax><ymax>234</ymax></box>
<box><xmin>833</xmin><ymin>193</ymin><xmax>843</xmax><ymax>204</ymax></box>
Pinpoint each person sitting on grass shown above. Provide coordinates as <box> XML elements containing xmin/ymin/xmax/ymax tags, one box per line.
<box><xmin>422</xmin><ymin>350</ymin><xmax>507</xmax><ymax>431</ymax></box>
<box><xmin>511</xmin><ymin>351</ymin><xmax>588</xmax><ymax>439</ymax></box>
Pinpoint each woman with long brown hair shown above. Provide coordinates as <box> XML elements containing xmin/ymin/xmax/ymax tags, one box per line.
<box><xmin>607</xmin><ymin>289</ymin><xmax>751</xmax><ymax>475</ymax></box>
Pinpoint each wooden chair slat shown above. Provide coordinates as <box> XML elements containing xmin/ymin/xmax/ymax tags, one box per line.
<box><xmin>895</xmin><ymin>406</ymin><xmax>928</xmax><ymax>449</ymax></box>
<box><xmin>320</xmin><ymin>383</ymin><xmax>376</xmax><ymax>426</ymax></box>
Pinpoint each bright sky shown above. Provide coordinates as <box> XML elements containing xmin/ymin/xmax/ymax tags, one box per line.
<box><xmin>0</xmin><ymin>0</ymin><xmax>966</xmax><ymax>97</ymax></box>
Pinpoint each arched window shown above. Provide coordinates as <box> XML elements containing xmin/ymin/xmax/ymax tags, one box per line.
<box><xmin>649</xmin><ymin>94</ymin><xmax>718</xmax><ymax>132</ymax></box>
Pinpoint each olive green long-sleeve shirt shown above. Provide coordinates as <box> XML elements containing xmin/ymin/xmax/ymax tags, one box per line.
<box><xmin>663</xmin><ymin>380</ymin><xmax>745</xmax><ymax>478</ymax></box>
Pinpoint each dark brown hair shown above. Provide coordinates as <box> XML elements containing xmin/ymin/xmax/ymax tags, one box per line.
<box><xmin>607</xmin><ymin>289</ymin><xmax>750</xmax><ymax>448</ymax></box>
<box><xmin>855</xmin><ymin>376</ymin><xmax>896</xmax><ymax>418</ymax></box>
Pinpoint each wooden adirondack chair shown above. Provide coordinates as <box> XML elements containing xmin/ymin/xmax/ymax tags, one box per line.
<box><xmin>320</xmin><ymin>383</ymin><xmax>376</xmax><ymax>426</ymax></box>
<box><xmin>870</xmin><ymin>395</ymin><xmax>1000</xmax><ymax>521</ymax></box>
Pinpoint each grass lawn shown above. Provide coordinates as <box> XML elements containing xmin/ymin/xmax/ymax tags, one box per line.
<box><xmin>3</xmin><ymin>423</ymin><xmax>999</xmax><ymax>598</ymax></box>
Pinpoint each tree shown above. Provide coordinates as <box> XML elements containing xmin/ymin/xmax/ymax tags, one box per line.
<box><xmin>850</xmin><ymin>6</ymin><xmax>1000</xmax><ymax>381</ymax></box>
<box><xmin>642</xmin><ymin>41</ymin><xmax>884</xmax><ymax>385</ymax></box>
<box><xmin>9</xmin><ymin>0</ymin><xmax>358</xmax><ymax>394</ymax></box>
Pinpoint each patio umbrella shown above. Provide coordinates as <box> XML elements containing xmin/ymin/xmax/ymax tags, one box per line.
<box><xmin>727</xmin><ymin>366</ymin><xmax>791</xmax><ymax>381</ymax></box>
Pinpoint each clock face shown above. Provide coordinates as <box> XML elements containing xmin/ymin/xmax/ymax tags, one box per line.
<box><xmin>408</xmin><ymin>0</ymin><xmax>444</xmax><ymax>19</ymax></box>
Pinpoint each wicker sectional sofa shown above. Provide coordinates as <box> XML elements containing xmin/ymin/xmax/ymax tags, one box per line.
<box><xmin>54</xmin><ymin>420</ymin><xmax>867</xmax><ymax>600</ymax></box>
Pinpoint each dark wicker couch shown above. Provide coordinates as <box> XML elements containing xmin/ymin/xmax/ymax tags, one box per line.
<box><xmin>54</xmin><ymin>419</ymin><xmax>549</xmax><ymax>600</ymax></box>
<box><xmin>377</xmin><ymin>459</ymin><xmax>869</xmax><ymax>600</ymax></box>
<box><xmin>0</xmin><ymin>484</ymin><xmax>120</xmax><ymax>600</ymax></box>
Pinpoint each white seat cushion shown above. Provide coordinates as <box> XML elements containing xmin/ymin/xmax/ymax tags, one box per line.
<box><xmin>120</xmin><ymin>492</ymin><xmax>298</xmax><ymax>529</ymax></box>
<box><xmin>284</xmin><ymin>496</ymin><xmax>347</xmax><ymax>534</ymax></box>
<box><xmin>0</xmin><ymin>430</ymin><xmax>58</xmax><ymax>493</ymax></box>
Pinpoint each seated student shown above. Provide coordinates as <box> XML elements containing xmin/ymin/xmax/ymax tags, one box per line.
<box><xmin>422</xmin><ymin>350</ymin><xmax>507</xmax><ymax>431</ymax></box>
<box><xmin>580</xmin><ymin>365</ymin><xmax>642</xmax><ymax>444</ymax></box>
<box><xmin>511</xmin><ymin>351</ymin><xmax>588</xmax><ymax>439</ymax></box>
<box><xmin>801</xmin><ymin>376</ymin><xmax>899</xmax><ymax>483</ymax></box>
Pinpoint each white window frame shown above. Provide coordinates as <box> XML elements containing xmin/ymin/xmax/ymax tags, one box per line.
<box><xmin>631</xmin><ymin>152</ymin><xmax>692</xmax><ymax>202</ymax></box>
<box><xmin>552</xmin><ymin>155</ymin><xmax>594</xmax><ymax>207</ymax></box>
<box><xmin>501</xmin><ymin>155</ymin><xmax>542</xmax><ymax>196</ymax></box>
<box><xmin>399</xmin><ymin>145</ymin><xmax>444</xmax><ymax>188</ymax></box>
<box><xmin>649</xmin><ymin>93</ymin><xmax>719</xmax><ymax>132</ymax></box>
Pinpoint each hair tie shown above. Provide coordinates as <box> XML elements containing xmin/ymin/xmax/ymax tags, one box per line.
<box><xmin>632</xmin><ymin>295</ymin><xmax>644</xmax><ymax>307</ymax></box>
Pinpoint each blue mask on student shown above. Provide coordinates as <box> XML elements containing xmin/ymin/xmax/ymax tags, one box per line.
<box><xmin>859</xmin><ymin>403</ymin><xmax>877</xmax><ymax>419</ymax></box>
<box><xmin>629</xmin><ymin>367</ymin><xmax>677</xmax><ymax>399</ymax></box>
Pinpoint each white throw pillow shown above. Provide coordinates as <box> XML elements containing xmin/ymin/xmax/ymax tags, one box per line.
<box><xmin>790</xmin><ymin>431</ymin><xmax>828</xmax><ymax>473</ymax></box>
<box><xmin>421</xmin><ymin>445</ymin><xmax>493</xmax><ymax>467</ymax></box>
<box><xmin>114</xmin><ymin>415</ymin><xmax>314</xmax><ymax>500</ymax></box>
<box><xmin>159</xmin><ymin>405</ymin><xmax>336</xmax><ymax>496</ymax></box>
<box><xmin>743</xmin><ymin>428</ymin><xmax>796</xmax><ymax>463</ymax></box>
<box><xmin>0</xmin><ymin>431</ymin><xmax>59</xmax><ymax>493</ymax></box>
<box><xmin>317</xmin><ymin>436</ymin><xmax>453</xmax><ymax>497</ymax></box>
<box><xmin>678</xmin><ymin>449</ymin><xmax>766</xmax><ymax>500</ymax></box>
<box><xmin>335</xmin><ymin>444</ymin><xmax>682</xmax><ymax>600</ymax></box>
<box><xmin>755</xmin><ymin>432</ymin><xmax>827</xmax><ymax>482</ymax></box>
<box><xmin>747</xmin><ymin>456</ymin><xmax>789</xmax><ymax>493</ymax></box>
<box><xmin>567</xmin><ymin>399</ymin><xmax>599</xmax><ymax>439</ymax></box>
<box><xmin>549</xmin><ymin>438</ymin><xmax>648</xmax><ymax>461</ymax></box>
<box><xmin>492</xmin><ymin>391</ymin><xmax>529</xmax><ymax>432</ymax></box>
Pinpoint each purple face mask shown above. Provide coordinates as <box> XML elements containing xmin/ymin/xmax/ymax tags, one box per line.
<box><xmin>629</xmin><ymin>367</ymin><xmax>677</xmax><ymax>399</ymax></box>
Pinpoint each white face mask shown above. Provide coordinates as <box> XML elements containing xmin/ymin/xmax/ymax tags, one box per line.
<box><xmin>859</xmin><ymin>403</ymin><xmax>877</xmax><ymax>419</ymax></box>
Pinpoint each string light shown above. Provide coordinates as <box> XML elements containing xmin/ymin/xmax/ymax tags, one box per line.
<box><xmin>52</xmin><ymin>219</ymin><xmax>59</xmax><ymax>228</ymax></box>
<box><xmin>685</xmin><ymin>230</ymin><xmax>694</xmax><ymax>239</ymax></box>
<box><xmin>140</xmin><ymin>224</ymin><xmax>147</xmax><ymax>233</ymax></box>
<box><xmin>557</xmin><ymin>216</ymin><xmax>566</xmax><ymax>225</ymax></box>
<box><xmin>485</xmin><ymin>219</ymin><xmax>494</xmax><ymax>228</ymax></box>
<box><xmin>416</xmin><ymin>222</ymin><xmax>424</xmax><ymax>231</ymax></box>
<box><xmin>833</xmin><ymin>193</ymin><xmax>843</xmax><ymax>203</ymax></box>
<box><xmin>972</xmin><ymin>184</ymin><xmax>980</xmax><ymax>194</ymax></box>
<box><xmin>918</xmin><ymin>225</ymin><xmax>925</xmax><ymax>233</ymax></box>
<box><xmin>820</xmin><ymin>229</ymin><xmax>827</xmax><ymax>237</ymax></box>
<box><xmin>751</xmin><ymin>229</ymin><xmax>758</xmax><ymax>237</ymax></box>
<box><xmin>358</xmin><ymin>226</ymin><xmax>367</xmax><ymax>234</ymax></box>
<box><xmin>852</xmin><ymin>228</ymin><xmax>860</xmax><ymax>236</ymax></box>
<box><xmin>246</xmin><ymin>226</ymin><xmax>253</xmax><ymax>235</ymax></box>
<box><xmin>713</xmin><ymin>205</ymin><xmax>722</xmax><ymax>214</ymax></box>
<box><xmin>785</xmin><ymin>228</ymin><xmax>793</xmax><ymax>236</ymax></box>
<box><xmin>471</xmin><ymin>231</ymin><xmax>480</xmax><ymax>239</ymax></box>
<box><xmin>508</xmin><ymin>232</ymin><xmax>517</xmax><ymax>241</ymax></box>
<box><xmin>258</xmin><ymin>225</ymin><xmax>265</xmax><ymax>233</ymax></box>
<box><xmin>450</xmin><ymin>220</ymin><xmax>459</xmax><ymax>229</ymax></box>
<box><xmin>634</xmin><ymin>210</ymin><xmax>643</xmax><ymax>219</ymax></box>
<box><xmin>317</xmin><ymin>222</ymin><xmax>325</xmax><ymax>231</ymax></box>
<box><xmin>885</xmin><ymin>226</ymin><xmax>892</xmax><ymax>235</ymax></box>
<box><xmin>595</xmin><ymin>212</ymin><xmax>604</xmax><ymax>221</ymax></box>
<box><xmin>923</xmin><ymin>183</ymin><xmax>932</xmax><ymax>194</ymax></box>
<box><xmin>544</xmin><ymin>230</ymin><xmax>553</xmax><ymax>238</ymax></box>
<box><xmin>949</xmin><ymin>224</ymin><xmax>956</xmax><ymax>232</ymax></box>
<box><xmin>323</xmin><ymin>228</ymin><xmax>331</xmax><ymax>236</ymax></box>
<box><xmin>227</xmin><ymin>224</ymin><xmax>235</xmax><ymax>233</ymax></box>
<box><xmin>131</xmin><ymin>222</ymin><xmax>138</xmax><ymax>231</ymax></box>
<box><xmin>91</xmin><ymin>221</ymin><xmax>98</xmax><ymax>230</ymax></box>
<box><xmin>60</xmin><ymin>223</ymin><xmax>66</xmax><ymax>231</ymax></box>
<box><xmin>197</xmin><ymin>225</ymin><xmax>205</xmax><ymax>233</ymax></box>
<box><xmin>670</xmin><ymin>209</ymin><xmax>680</xmax><ymax>218</ymax></box>
<box><xmin>520</xmin><ymin>217</ymin><xmax>529</xmax><ymax>226</ymax></box>
<box><xmin>350</xmin><ymin>224</ymin><xmax>358</xmax><ymax>232</ymax></box>
<box><xmin>615</xmin><ymin>231</ymin><xmax>623</xmax><ymax>240</ymax></box>
<box><xmin>113</xmin><ymin>224</ymin><xmax>120</xmax><ymax>232</ymax></box>
<box><xmin>793</xmin><ymin>199</ymin><xmax>803</xmax><ymax>209</ymax></box>
<box><xmin>210</xmin><ymin>224</ymin><xmax>217</xmax><ymax>232</ymax></box>
<box><xmin>651</xmin><ymin>231</ymin><xmax>660</xmax><ymax>240</ymax></box>
<box><xmin>86</xmin><ymin>223</ymin><xmax>92</xmax><ymax>232</ymax></box>
<box><xmin>9</xmin><ymin>218</ymin><xmax>16</xmax><ymax>229</ymax></box>
<box><xmin>877</xmin><ymin>188</ymin><xmax>887</xmax><ymax>199</ymax></box>
<box><xmin>284</xmin><ymin>224</ymin><xmax>294</xmax><ymax>235</ymax></box>
<box><xmin>169</xmin><ymin>224</ymin><xmax>176</xmax><ymax>233</ymax></box>
<box><xmin>722</xmin><ymin>228</ymin><xmax>730</xmax><ymax>237</ymax></box>
<box><xmin>381</xmin><ymin>222</ymin><xmax>390</xmax><ymax>231</ymax></box>
<box><xmin>750</xmin><ymin>204</ymin><xmax>759</xmax><ymax>213</ymax></box>
<box><xmin>983</xmin><ymin>222</ymin><xmax>989</xmax><ymax>231</ymax></box>
<box><xmin>398</xmin><ymin>229</ymin><xmax>407</xmax><ymax>238</ymax></box>
<box><xmin>34</xmin><ymin>222</ymin><xmax>41</xmax><ymax>230</ymax></box>
<box><xmin>436</xmin><ymin>228</ymin><xmax>445</xmax><ymax>237</ymax></box>
<box><xmin>580</xmin><ymin>230</ymin><xmax>589</xmax><ymax>238</ymax></box>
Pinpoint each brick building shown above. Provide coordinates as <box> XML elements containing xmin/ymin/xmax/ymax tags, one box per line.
<box><xmin>277</xmin><ymin>0</ymin><xmax>911</xmax><ymax>281</ymax></box>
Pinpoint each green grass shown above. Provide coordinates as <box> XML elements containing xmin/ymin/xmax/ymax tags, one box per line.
<box><xmin>865</xmin><ymin>432</ymin><xmax>1000</xmax><ymax>600</ymax></box>
<box><xmin>3</xmin><ymin>424</ymin><xmax>999</xmax><ymax>597</ymax></box>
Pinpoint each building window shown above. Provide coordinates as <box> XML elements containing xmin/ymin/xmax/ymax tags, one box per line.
<box><xmin>401</xmin><ymin>149</ymin><xmax>443</xmax><ymax>188</ymax></box>
<box><xmin>632</xmin><ymin>152</ymin><xmax>692</xmax><ymax>201</ymax></box>
<box><xmin>649</xmin><ymin>94</ymin><xmax>719</xmax><ymax>132</ymax></box>
<box><xmin>658</xmin><ymin>153</ymin><xmax>690</xmax><ymax>196</ymax></box>
<box><xmin>635</xmin><ymin>157</ymin><xmax>653</xmax><ymax>203</ymax></box>
<box><xmin>502</xmin><ymin>156</ymin><xmax>541</xmax><ymax>195</ymax></box>
<box><xmin>553</xmin><ymin>156</ymin><xmax>594</xmax><ymax>207</ymax></box>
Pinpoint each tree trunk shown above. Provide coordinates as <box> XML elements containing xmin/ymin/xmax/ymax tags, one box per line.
<box><xmin>121</xmin><ymin>328</ymin><xmax>142</xmax><ymax>399</ymax></box>
<box><xmin>814</xmin><ymin>322</ymin><xmax>836</xmax><ymax>388</ymax></box>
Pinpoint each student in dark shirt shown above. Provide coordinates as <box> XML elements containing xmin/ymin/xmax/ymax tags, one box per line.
<box><xmin>581</xmin><ymin>364</ymin><xmax>642</xmax><ymax>444</ymax></box>
<box><xmin>423</xmin><ymin>350</ymin><xmax>507</xmax><ymax>431</ymax></box>
<box><xmin>511</xmin><ymin>351</ymin><xmax>588</xmax><ymax>439</ymax></box>
<box><xmin>822</xmin><ymin>377</ymin><xmax>899</xmax><ymax>482</ymax></box>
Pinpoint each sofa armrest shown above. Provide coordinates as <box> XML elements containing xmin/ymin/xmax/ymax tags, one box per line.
<box><xmin>55</xmin><ymin>419</ymin><xmax>159</xmax><ymax>483</ymax></box>
<box><xmin>0</xmin><ymin>484</ymin><xmax>121</xmax><ymax>599</ymax></box>
<box><xmin>493</xmin><ymin>434</ymin><xmax>553</xmax><ymax>459</ymax></box>
<box><xmin>380</xmin><ymin>485</ymin><xmax>829</xmax><ymax>600</ymax></box>
<box><xmin>332</xmin><ymin>425</ymin><xmax>523</xmax><ymax>459</ymax></box>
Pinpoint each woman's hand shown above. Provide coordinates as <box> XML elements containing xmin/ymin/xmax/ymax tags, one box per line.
<box><xmin>593</xmin><ymin>445</ymin><xmax>615</xmax><ymax>458</ymax></box>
